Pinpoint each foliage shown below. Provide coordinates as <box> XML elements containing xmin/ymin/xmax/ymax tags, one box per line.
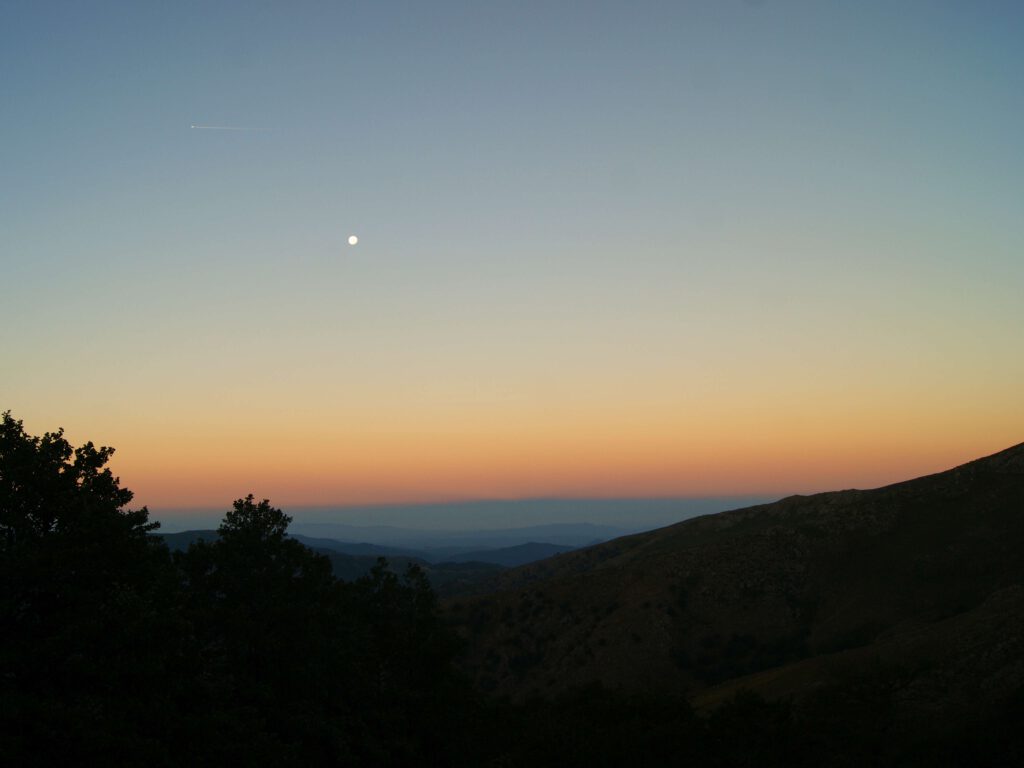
<box><xmin>0</xmin><ymin>412</ymin><xmax>180</xmax><ymax>764</ymax></box>
<box><xmin>0</xmin><ymin>413</ymin><xmax>467</xmax><ymax>766</ymax></box>
<box><xmin>218</xmin><ymin>493</ymin><xmax>292</xmax><ymax>542</ymax></box>
<box><xmin>0</xmin><ymin>410</ymin><xmax>153</xmax><ymax>545</ymax></box>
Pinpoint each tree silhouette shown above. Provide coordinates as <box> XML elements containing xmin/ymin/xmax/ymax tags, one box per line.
<box><xmin>175</xmin><ymin>497</ymin><xmax>467</xmax><ymax>765</ymax></box>
<box><xmin>0</xmin><ymin>411</ymin><xmax>183</xmax><ymax>763</ymax></box>
<box><xmin>0</xmin><ymin>410</ymin><xmax>154</xmax><ymax>545</ymax></box>
<box><xmin>0</xmin><ymin>413</ymin><xmax>470</xmax><ymax>765</ymax></box>
<box><xmin>169</xmin><ymin>496</ymin><xmax>339</xmax><ymax>762</ymax></box>
<box><xmin>219</xmin><ymin>493</ymin><xmax>291</xmax><ymax>541</ymax></box>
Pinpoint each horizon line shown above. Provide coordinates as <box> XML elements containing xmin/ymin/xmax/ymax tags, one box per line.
<box><xmin>143</xmin><ymin>493</ymin><xmax>781</xmax><ymax>514</ymax></box>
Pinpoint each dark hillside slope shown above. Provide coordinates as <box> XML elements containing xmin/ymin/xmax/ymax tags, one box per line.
<box><xmin>444</xmin><ymin>542</ymin><xmax>575</xmax><ymax>568</ymax></box>
<box><xmin>451</xmin><ymin>443</ymin><xmax>1024</xmax><ymax>715</ymax></box>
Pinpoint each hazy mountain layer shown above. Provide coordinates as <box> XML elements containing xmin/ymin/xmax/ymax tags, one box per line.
<box><xmin>157</xmin><ymin>530</ymin><xmax>568</xmax><ymax>590</ymax></box>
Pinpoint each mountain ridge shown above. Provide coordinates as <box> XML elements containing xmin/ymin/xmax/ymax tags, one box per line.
<box><xmin>450</xmin><ymin>440</ymin><xmax>1024</xmax><ymax>722</ymax></box>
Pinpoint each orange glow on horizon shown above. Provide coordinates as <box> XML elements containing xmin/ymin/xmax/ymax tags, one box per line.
<box><xmin>102</xmin><ymin>406</ymin><xmax>1021</xmax><ymax>510</ymax></box>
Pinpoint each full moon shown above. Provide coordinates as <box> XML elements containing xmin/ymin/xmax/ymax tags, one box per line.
<box><xmin>348</xmin><ymin>235</ymin><xmax>359</xmax><ymax>246</ymax></box>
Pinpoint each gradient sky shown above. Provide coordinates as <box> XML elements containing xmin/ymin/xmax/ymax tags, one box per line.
<box><xmin>3</xmin><ymin>1</ymin><xmax>1023</xmax><ymax>517</ymax></box>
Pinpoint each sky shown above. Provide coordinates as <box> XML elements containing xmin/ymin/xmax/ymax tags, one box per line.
<box><xmin>3</xmin><ymin>1</ymin><xmax>1023</xmax><ymax>519</ymax></box>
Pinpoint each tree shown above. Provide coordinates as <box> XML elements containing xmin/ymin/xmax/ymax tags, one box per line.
<box><xmin>175</xmin><ymin>495</ymin><xmax>361</xmax><ymax>764</ymax></box>
<box><xmin>346</xmin><ymin>559</ymin><xmax>470</xmax><ymax>765</ymax></box>
<box><xmin>0</xmin><ymin>410</ymin><xmax>154</xmax><ymax>548</ymax></box>
<box><xmin>0</xmin><ymin>412</ymin><xmax>182</xmax><ymax>764</ymax></box>
<box><xmin>219</xmin><ymin>493</ymin><xmax>291</xmax><ymax>542</ymax></box>
<box><xmin>1</xmin><ymin>413</ymin><xmax>470</xmax><ymax>766</ymax></box>
<box><xmin>177</xmin><ymin>501</ymin><xmax>469</xmax><ymax>766</ymax></box>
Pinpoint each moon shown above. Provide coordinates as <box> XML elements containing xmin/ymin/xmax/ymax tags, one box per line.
<box><xmin>348</xmin><ymin>235</ymin><xmax>359</xmax><ymax>246</ymax></box>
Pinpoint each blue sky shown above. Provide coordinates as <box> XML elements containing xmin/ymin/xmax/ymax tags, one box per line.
<box><xmin>3</xmin><ymin>1</ymin><xmax>1023</xmax><ymax>513</ymax></box>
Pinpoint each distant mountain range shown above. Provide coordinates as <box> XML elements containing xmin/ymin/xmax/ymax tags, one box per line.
<box><xmin>450</xmin><ymin>441</ymin><xmax>1024</xmax><ymax>736</ymax></box>
<box><xmin>287</xmin><ymin>521</ymin><xmax>627</xmax><ymax>550</ymax></box>
<box><xmin>157</xmin><ymin>527</ymin><xmax>577</xmax><ymax>591</ymax></box>
<box><xmin>153</xmin><ymin>497</ymin><xmax>774</xmax><ymax>539</ymax></box>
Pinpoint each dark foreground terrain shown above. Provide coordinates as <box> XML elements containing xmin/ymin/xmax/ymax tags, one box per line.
<box><xmin>449</xmin><ymin>440</ymin><xmax>1024</xmax><ymax>762</ymax></box>
<box><xmin>2</xmin><ymin>411</ymin><xmax>1022</xmax><ymax>766</ymax></box>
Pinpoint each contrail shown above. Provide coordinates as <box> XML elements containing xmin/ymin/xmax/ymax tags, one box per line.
<box><xmin>190</xmin><ymin>124</ymin><xmax>262</xmax><ymax>131</ymax></box>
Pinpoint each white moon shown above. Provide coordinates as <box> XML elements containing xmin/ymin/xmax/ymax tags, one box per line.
<box><xmin>348</xmin><ymin>235</ymin><xmax>359</xmax><ymax>246</ymax></box>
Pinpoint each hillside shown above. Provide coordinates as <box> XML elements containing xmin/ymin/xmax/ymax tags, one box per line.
<box><xmin>445</xmin><ymin>542</ymin><xmax>576</xmax><ymax>568</ymax></box>
<box><xmin>450</xmin><ymin>442</ymin><xmax>1024</xmax><ymax>729</ymax></box>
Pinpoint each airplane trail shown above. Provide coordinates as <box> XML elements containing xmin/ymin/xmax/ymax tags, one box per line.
<box><xmin>189</xmin><ymin>124</ymin><xmax>261</xmax><ymax>131</ymax></box>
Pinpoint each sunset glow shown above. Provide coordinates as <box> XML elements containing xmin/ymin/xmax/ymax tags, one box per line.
<box><xmin>4</xmin><ymin>2</ymin><xmax>1022</xmax><ymax>519</ymax></box>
